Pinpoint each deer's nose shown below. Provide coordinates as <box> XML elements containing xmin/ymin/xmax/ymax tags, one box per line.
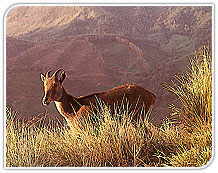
<box><xmin>42</xmin><ymin>97</ymin><xmax>50</xmax><ymax>106</ymax></box>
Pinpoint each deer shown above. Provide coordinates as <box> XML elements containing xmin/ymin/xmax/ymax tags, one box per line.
<box><xmin>40</xmin><ymin>69</ymin><xmax>156</xmax><ymax>126</ymax></box>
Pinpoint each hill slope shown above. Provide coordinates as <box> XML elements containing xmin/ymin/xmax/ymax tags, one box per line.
<box><xmin>6</xmin><ymin>6</ymin><xmax>212</xmax><ymax>124</ymax></box>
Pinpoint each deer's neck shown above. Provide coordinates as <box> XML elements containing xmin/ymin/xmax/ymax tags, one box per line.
<box><xmin>54</xmin><ymin>88</ymin><xmax>81</xmax><ymax>121</ymax></box>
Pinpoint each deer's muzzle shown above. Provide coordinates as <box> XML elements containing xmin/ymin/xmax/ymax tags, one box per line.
<box><xmin>42</xmin><ymin>97</ymin><xmax>51</xmax><ymax>106</ymax></box>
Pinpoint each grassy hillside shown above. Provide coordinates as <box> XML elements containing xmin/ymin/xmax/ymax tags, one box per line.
<box><xmin>5</xmin><ymin>46</ymin><xmax>212</xmax><ymax>167</ymax></box>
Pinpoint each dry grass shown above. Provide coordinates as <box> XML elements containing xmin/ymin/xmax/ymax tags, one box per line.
<box><xmin>5</xmin><ymin>46</ymin><xmax>212</xmax><ymax>167</ymax></box>
<box><xmin>6</xmin><ymin>105</ymin><xmax>163</xmax><ymax>167</ymax></box>
<box><xmin>162</xmin><ymin>46</ymin><xmax>212</xmax><ymax>167</ymax></box>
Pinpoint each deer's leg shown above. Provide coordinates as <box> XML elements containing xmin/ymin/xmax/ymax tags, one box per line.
<box><xmin>76</xmin><ymin>105</ymin><xmax>92</xmax><ymax>118</ymax></box>
<box><xmin>66</xmin><ymin>106</ymin><xmax>92</xmax><ymax>128</ymax></box>
<box><xmin>74</xmin><ymin>105</ymin><xmax>95</xmax><ymax>127</ymax></box>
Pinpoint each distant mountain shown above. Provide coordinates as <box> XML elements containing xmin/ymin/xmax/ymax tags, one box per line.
<box><xmin>6</xmin><ymin>6</ymin><xmax>212</xmax><ymax>124</ymax></box>
<box><xmin>6</xmin><ymin>37</ymin><xmax>35</xmax><ymax>58</ymax></box>
<box><xmin>7</xmin><ymin>6</ymin><xmax>211</xmax><ymax>49</ymax></box>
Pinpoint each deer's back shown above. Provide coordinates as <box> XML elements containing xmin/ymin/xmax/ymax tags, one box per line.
<box><xmin>77</xmin><ymin>84</ymin><xmax>156</xmax><ymax>113</ymax></box>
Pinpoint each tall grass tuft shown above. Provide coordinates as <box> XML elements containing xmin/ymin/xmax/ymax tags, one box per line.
<box><xmin>163</xmin><ymin>46</ymin><xmax>212</xmax><ymax>167</ymax></box>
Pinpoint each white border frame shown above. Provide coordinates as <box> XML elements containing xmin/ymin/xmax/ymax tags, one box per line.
<box><xmin>2</xmin><ymin>2</ymin><xmax>215</xmax><ymax>171</ymax></box>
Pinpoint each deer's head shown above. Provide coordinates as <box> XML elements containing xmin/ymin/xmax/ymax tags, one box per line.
<box><xmin>40</xmin><ymin>69</ymin><xmax>66</xmax><ymax>105</ymax></box>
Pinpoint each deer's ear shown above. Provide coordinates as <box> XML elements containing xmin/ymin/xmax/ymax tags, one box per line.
<box><xmin>40</xmin><ymin>73</ymin><xmax>45</xmax><ymax>82</ymax></box>
<box><xmin>59</xmin><ymin>71</ymin><xmax>66</xmax><ymax>84</ymax></box>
